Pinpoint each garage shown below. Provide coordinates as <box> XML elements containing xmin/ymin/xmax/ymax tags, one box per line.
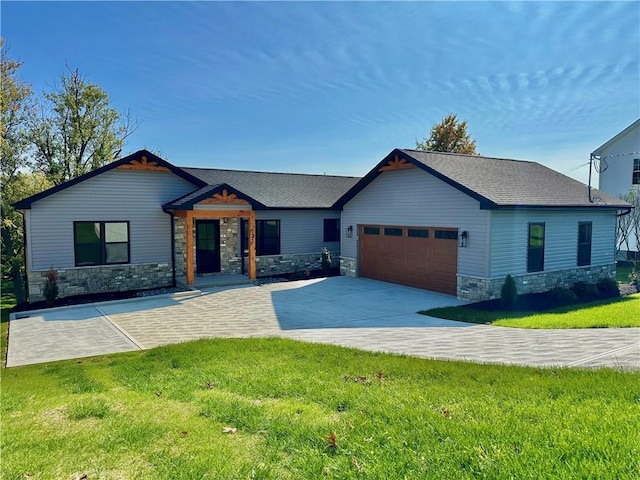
<box><xmin>358</xmin><ymin>225</ymin><xmax>458</xmax><ymax>295</ymax></box>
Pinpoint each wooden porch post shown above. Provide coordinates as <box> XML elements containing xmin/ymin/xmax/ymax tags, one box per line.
<box><xmin>248</xmin><ymin>210</ymin><xmax>256</xmax><ymax>280</ymax></box>
<box><xmin>185</xmin><ymin>211</ymin><xmax>194</xmax><ymax>286</ymax></box>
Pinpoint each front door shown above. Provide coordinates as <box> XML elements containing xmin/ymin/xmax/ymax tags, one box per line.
<box><xmin>196</xmin><ymin>220</ymin><xmax>221</xmax><ymax>274</ymax></box>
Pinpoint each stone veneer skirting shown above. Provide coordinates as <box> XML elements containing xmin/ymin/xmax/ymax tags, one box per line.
<box><xmin>249</xmin><ymin>251</ymin><xmax>340</xmax><ymax>277</ymax></box>
<box><xmin>27</xmin><ymin>263</ymin><xmax>174</xmax><ymax>302</ymax></box>
<box><xmin>457</xmin><ymin>264</ymin><xmax>616</xmax><ymax>302</ymax></box>
<box><xmin>339</xmin><ymin>256</ymin><xmax>357</xmax><ymax>277</ymax></box>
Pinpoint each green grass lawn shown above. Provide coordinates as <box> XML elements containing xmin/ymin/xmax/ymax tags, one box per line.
<box><xmin>422</xmin><ymin>294</ymin><xmax>640</xmax><ymax>329</ymax></box>
<box><xmin>1</xmin><ymin>338</ymin><xmax>639</xmax><ymax>480</ymax></box>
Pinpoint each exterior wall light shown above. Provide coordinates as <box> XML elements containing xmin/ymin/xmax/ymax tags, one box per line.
<box><xmin>346</xmin><ymin>225</ymin><xmax>353</xmax><ymax>238</ymax></box>
<box><xmin>459</xmin><ymin>230</ymin><xmax>468</xmax><ymax>247</ymax></box>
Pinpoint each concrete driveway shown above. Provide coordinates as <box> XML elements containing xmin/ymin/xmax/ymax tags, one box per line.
<box><xmin>7</xmin><ymin>276</ymin><xmax>640</xmax><ymax>369</ymax></box>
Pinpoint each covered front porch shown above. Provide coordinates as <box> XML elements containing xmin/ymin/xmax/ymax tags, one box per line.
<box><xmin>164</xmin><ymin>185</ymin><xmax>262</xmax><ymax>287</ymax></box>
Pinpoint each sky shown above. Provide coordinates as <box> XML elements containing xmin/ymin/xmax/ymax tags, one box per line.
<box><xmin>2</xmin><ymin>1</ymin><xmax>639</xmax><ymax>184</ymax></box>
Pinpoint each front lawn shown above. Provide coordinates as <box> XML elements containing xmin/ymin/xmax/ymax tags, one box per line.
<box><xmin>422</xmin><ymin>294</ymin><xmax>640</xmax><ymax>329</ymax></box>
<box><xmin>1</xmin><ymin>338</ymin><xmax>639</xmax><ymax>479</ymax></box>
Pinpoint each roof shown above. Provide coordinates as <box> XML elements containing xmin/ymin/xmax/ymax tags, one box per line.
<box><xmin>180</xmin><ymin>167</ymin><xmax>359</xmax><ymax>209</ymax></box>
<box><xmin>337</xmin><ymin>149</ymin><xmax>631</xmax><ymax>210</ymax></box>
<box><xmin>592</xmin><ymin>118</ymin><xmax>640</xmax><ymax>156</ymax></box>
<box><xmin>13</xmin><ymin>150</ymin><xmax>206</xmax><ymax>209</ymax></box>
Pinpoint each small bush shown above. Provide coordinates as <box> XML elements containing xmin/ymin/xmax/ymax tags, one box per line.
<box><xmin>629</xmin><ymin>268</ymin><xmax>640</xmax><ymax>286</ymax></box>
<box><xmin>571</xmin><ymin>281</ymin><xmax>599</xmax><ymax>299</ymax></box>
<box><xmin>500</xmin><ymin>274</ymin><xmax>518</xmax><ymax>310</ymax></box>
<box><xmin>596</xmin><ymin>278</ymin><xmax>620</xmax><ymax>297</ymax></box>
<box><xmin>321</xmin><ymin>247</ymin><xmax>332</xmax><ymax>276</ymax></box>
<box><xmin>43</xmin><ymin>267</ymin><xmax>59</xmax><ymax>304</ymax></box>
<box><xmin>549</xmin><ymin>286</ymin><xmax>577</xmax><ymax>304</ymax></box>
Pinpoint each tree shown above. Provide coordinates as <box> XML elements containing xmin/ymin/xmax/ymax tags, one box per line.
<box><xmin>617</xmin><ymin>188</ymin><xmax>640</xmax><ymax>272</ymax></box>
<box><xmin>416</xmin><ymin>113</ymin><xmax>478</xmax><ymax>155</ymax></box>
<box><xmin>1</xmin><ymin>39</ymin><xmax>33</xmax><ymax>184</ymax></box>
<box><xmin>29</xmin><ymin>66</ymin><xmax>138</xmax><ymax>185</ymax></box>
<box><xmin>1</xmin><ymin>39</ymin><xmax>35</xmax><ymax>303</ymax></box>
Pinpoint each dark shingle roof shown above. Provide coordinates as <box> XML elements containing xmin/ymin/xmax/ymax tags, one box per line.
<box><xmin>180</xmin><ymin>167</ymin><xmax>360</xmax><ymax>209</ymax></box>
<box><xmin>398</xmin><ymin>149</ymin><xmax>630</xmax><ymax>208</ymax></box>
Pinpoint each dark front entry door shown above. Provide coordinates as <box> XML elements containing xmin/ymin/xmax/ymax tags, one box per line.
<box><xmin>196</xmin><ymin>220</ymin><xmax>221</xmax><ymax>274</ymax></box>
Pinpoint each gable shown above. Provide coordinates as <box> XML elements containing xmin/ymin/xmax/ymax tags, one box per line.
<box><xmin>592</xmin><ymin>119</ymin><xmax>640</xmax><ymax>157</ymax></box>
<box><xmin>14</xmin><ymin>150</ymin><xmax>206</xmax><ymax>209</ymax></box>
<box><xmin>336</xmin><ymin>148</ymin><xmax>630</xmax><ymax>210</ymax></box>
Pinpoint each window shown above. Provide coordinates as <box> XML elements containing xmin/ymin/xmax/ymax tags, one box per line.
<box><xmin>241</xmin><ymin>219</ymin><xmax>281</xmax><ymax>256</ymax></box>
<box><xmin>363</xmin><ymin>227</ymin><xmax>380</xmax><ymax>235</ymax></box>
<box><xmin>323</xmin><ymin>219</ymin><xmax>340</xmax><ymax>242</ymax></box>
<box><xmin>527</xmin><ymin>223</ymin><xmax>545</xmax><ymax>272</ymax></box>
<box><xmin>434</xmin><ymin>230</ymin><xmax>458</xmax><ymax>240</ymax></box>
<box><xmin>577</xmin><ymin>221</ymin><xmax>592</xmax><ymax>266</ymax></box>
<box><xmin>408</xmin><ymin>229</ymin><xmax>429</xmax><ymax>238</ymax></box>
<box><xmin>384</xmin><ymin>227</ymin><xmax>403</xmax><ymax>236</ymax></box>
<box><xmin>633</xmin><ymin>158</ymin><xmax>640</xmax><ymax>185</ymax></box>
<box><xmin>74</xmin><ymin>221</ymin><xmax>129</xmax><ymax>266</ymax></box>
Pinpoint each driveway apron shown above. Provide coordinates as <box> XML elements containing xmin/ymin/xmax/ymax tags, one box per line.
<box><xmin>7</xmin><ymin>277</ymin><xmax>640</xmax><ymax>369</ymax></box>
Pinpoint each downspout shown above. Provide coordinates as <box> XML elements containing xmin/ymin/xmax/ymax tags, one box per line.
<box><xmin>162</xmin><ymin>209</ymin><xmax>177</xmax><ymax>288</ymax></box>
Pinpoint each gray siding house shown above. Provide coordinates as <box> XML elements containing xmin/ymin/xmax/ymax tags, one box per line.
<box><xmin>15</xmin><ymin>151</ymin><xmax>357</xmax><ymax>302</ymax></box>
<box><xmin>15</xmin><ymin>148</ymin><xmax>630</xmax><ymax>303</ymax></box>
<box><xmin>336</xmin><ymin>149</ymin><xmax>630</xmax><ymax>301</ymax></box>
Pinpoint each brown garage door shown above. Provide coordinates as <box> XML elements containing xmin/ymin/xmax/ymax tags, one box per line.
<box><xmin>359</xmin><ymin>225</ymin><xmax>458</xmax><ymax>295</ymax></box>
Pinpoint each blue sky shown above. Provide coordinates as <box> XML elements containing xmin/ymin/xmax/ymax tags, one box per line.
<box><xmin>3</xmin><ymin>1</ymin><xmax>639</xmax><ymax>183</ymax></box>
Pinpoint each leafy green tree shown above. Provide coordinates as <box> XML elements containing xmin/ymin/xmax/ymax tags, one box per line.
<box><xmin>1</xmin><ymin>39</ymin><xmax>36</xmax><ymax>302</ymax></box>
<box><xmin>29</xmin><ymin>66</ymin><xmax>138</xmax><ymax>185</ymax></box>
<box><xmin>1</xmin><ymin>39</ymin><xmax>33</xmax><ymax>184</ymax></box>
<box><xmin>416</xmin><ymin>113</ymin><xmax>478</xmax><ymax>155</ymax></box>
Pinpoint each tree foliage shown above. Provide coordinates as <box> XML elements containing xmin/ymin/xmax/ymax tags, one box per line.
<box><xmin>1</xmin><ymin>39</ymin><xmax>33</xmax><ymax>185</ymax></box>
<box><xmin>416</xmin><ymin>113</ymin><xmax>478</xmax><ymax>155</ymax></box>
<box><xmin>29</xmin><ymin>66</ymin><xmax>137</xmax><ymax>185</ymax></box>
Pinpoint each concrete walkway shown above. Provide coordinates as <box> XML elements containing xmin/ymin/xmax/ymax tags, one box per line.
<box><xmin>7</xmin><ymin>276</ymin><xmax>640</xmax><ymax>369</ymax></box>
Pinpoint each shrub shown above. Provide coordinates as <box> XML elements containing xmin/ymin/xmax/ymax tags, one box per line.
<box><xmin>500</xmin><ymin>274</ymin><xmax>518</xmax><ymax>310</ymax></box>
<box><xmin>43</xmin><ymin>267</ymin><xmax>59</xmax><ymax>304</ymax></box>
<box><xmin>596</xmin><ymin>278</ymin><xmax>620</xmax><ymax>298</ymax></box>
<box><xmin>629</xmin><ymin>268</ymin><xmax>640</xmax><ymax>286</ymax></box>
<box><xmin>571</xmin><ymin>281</ymin><xmax>599</xmax><ymax>299</ymax></box>
<box><xmin>549</xmin><ymin>286</ymin><xmax>577</xmax><ymax>304</ymax></box>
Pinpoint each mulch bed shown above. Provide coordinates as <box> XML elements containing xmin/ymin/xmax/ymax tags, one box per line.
<box><xmin>464</xmin><ymin>283</ymin><xmax>638</xmax><ymax>313</ymax></box>
<box><xmin>11</xmin><ymin>286</ymin><xmax>186</xmax><ymax>313</ymax></box>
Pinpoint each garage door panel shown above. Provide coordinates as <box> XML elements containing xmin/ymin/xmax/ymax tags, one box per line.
<box><xmin>359</xmin><ymin>224</ymin><xmax>457</xmax><ymax>295</ymax></box>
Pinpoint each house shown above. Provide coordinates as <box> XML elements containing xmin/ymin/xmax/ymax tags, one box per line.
<box><xmin>15</xmin><ymin>148</ymin><xmax>630</xmax><ymax>303</ymax></box>
<box><xmin>593</xmin><ymin>118</ymin><xmax>640</xmax><ymax>257</ymax></box>
<box><xmin>336</xmin><ymin>149</ymin><xmax>630</xmax><ymax>301</ymax></box>
<box><xmin>594</xmin><ymin>118</ymin><xmax>640</xmax><ymax>196</ymax></box>
<box><xmin>14</xmin><ymin>150</ymin><xmax>358</xmax><ymax>302</ymax></box>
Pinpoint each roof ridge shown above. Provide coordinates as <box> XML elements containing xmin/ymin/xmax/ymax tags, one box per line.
<box><xmin>401</xmin><ymin>148</ymin><xmax>537</xmax><ymax>164</ymax></box>
<box><xmin>180</xmin><ymin>165</ymin><xmax>359</xmax><ymax>179</ymax></box>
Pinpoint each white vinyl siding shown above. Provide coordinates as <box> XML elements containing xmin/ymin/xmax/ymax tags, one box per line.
<box><xmin>27</xmin><ymin>169</ymin><xmax>197</xmax><ymax>270</ymax></box>
<box><xmin>255</xmin><ymin>209</ymin><xmax>340</xmax><ymax>255</ymax></box>
<box><xmin>341</xmin><ymin>168</ymin><xmax>489</xmax><ymax>277</ymax></box>
<box><xmin>489</xmin><ymin>209</ymin><xmax>616</xmax><ymax>277</ymax></box>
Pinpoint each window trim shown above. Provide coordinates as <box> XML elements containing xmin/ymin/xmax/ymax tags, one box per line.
<box><xmin>577</xmin><ymin>221</ymin><xmax>592</xmax><ymax>267</ymax></box>
<box><xmin>527</xmin><ymin>222</ymin><xmax>545</xmax><ymax>273</ymax></box>
<box><xmin>323</xmin><ymin>218</ymin><xmax>340</xmax><ymax>242</ymax></box>
<box><xmin>633</xmin><ymin>158</ymin><xmax>640</xmax><ymax>185</ymax></box>
<box><xmin>73</xmin><ymin>221</ymin><xmax>130</xmax><ymax>267</ymax></box>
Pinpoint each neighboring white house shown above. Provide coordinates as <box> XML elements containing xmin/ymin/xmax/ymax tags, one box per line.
<box><xmin>593</xmin><ymin>118</ymin><xmax>640</xmax><ymax>256</ymax></box>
